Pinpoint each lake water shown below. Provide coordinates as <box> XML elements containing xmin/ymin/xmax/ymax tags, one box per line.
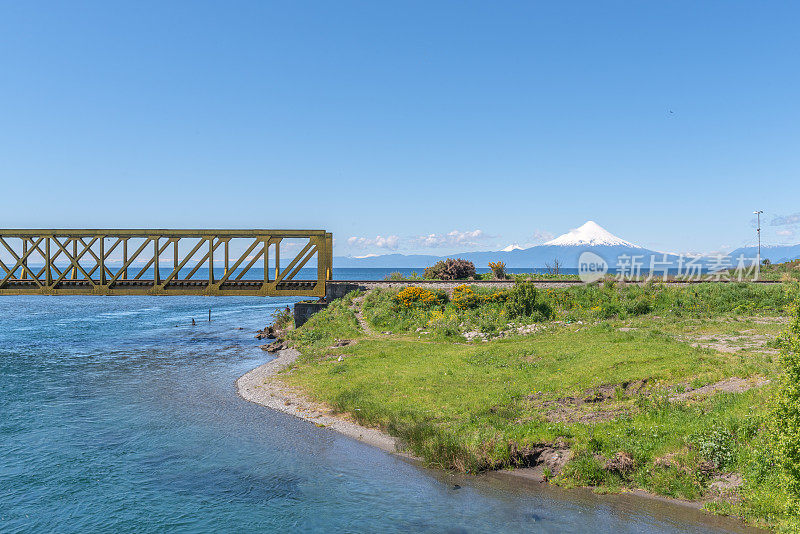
<box><xmin>0</xmin><ymin>292</ymin><xmax>758</xmax><ymax>533</ymax></box>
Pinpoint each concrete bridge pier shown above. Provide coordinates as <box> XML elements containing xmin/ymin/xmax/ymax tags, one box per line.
<box><xmin>293</xmin><ymin>300</ymin><xmax>329</xmax><ymax>328</ymax></box>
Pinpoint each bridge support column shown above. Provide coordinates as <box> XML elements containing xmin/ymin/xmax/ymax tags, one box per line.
<box><xmin>294</xmin><ymin>300</ymin><xmax>328</xmax><ymax>328</ymax></box>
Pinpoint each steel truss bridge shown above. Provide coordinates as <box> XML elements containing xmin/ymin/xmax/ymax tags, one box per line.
<box><xmin>0</xmin><ymin>230</ymin><xmax>333</xmax><ymax>297</ymax></box>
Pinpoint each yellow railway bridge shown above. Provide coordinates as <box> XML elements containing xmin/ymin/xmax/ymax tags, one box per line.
<box><xmin>0</xmin><ymin>230</ymin><xmax>333</xmax><ymax>298</ymax></box>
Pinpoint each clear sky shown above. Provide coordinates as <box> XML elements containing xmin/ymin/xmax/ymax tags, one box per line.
<box><xmin>1</xmin><ymin>1</ymin><xmax>798</xmax><ymax>257</ymax></box>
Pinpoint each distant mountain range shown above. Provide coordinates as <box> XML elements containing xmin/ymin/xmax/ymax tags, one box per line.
<box><xmin>336</xmin><ymin>221</ymin><xmax>678</xmax><ymax>269</ymax></box>
<box><xmin>336</xmin><ymin>221</ymin><xmax>800</xmax><ymax>270</ymax></box>
<box><xmin>729</xmin><ymin>244</ymin><xmax>800</xmax><ymax>265</ymax></box>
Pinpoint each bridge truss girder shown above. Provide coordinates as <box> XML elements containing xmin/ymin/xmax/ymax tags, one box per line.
<box><xmin>0</xmin><ymin>230</ymin><xmax>333</xmax><ymax>297</ymax></box>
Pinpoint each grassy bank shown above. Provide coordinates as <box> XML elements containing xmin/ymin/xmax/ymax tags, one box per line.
<box><xmin>281</xmin><ymin>282</ymin><xmax>799</xmax><ymax>530</ymax></box>
<box><xmin>752</xmin><ymin>260</ymin><xmax>800</xmax><ymax>282</ymax></box>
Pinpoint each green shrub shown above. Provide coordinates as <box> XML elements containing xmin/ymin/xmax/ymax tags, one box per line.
<box><xmin>627</xmin><ymin>296</ymin><xmax>652</xmax><ymax>316</ymax></box>
<box><xmin>599</xmin><ymin>303</ymin><xmax>623</xmax><ymax>319</ymax></box>
<box><xmin>424</xmin><ymin>258</ymin><xmax>476</xmax><ymax>280</ymax></box>
<box><xmin>506</xmin><ymin>281</ymin><xmax>553</xmax><ymax>319</ymax></box>
<box><xmin>768</xmin><ymin>288</ymin><xmax>800</xmax><ymax>515</ymax></box>
<box><xmin>272</xmin><ymin>306</ymin><xmax>293</xmax><ymax>330</ymax></box>
<box><xmin>384</xmin><ymin>271</ymin><xmax>422</xmax><ymax>281</ymax></box>
<box><xmin>506</xmin><ymin>281</ymin><xmax>537</xmax><ymax>317</ymax></box>
<box><xmin>529</xmin><ymin>306</ymin><xmax>554</xmax><ymax>322</ymax></box>
<box><xmin>689</xmin><ymin>427</ymin><xmax>735</xmax><ymax>471</ymax></box>
<box><xmin>561</xmin><ymin>452</ymin><xmax>607</xmax><ymax>485</ymax></box>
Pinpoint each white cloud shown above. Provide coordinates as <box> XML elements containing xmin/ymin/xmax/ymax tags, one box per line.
<box><xmin>414</xmin><ymin>229</ymin><xmax>493</xmax><ymax>248</ymax></box>
<box><xmin>530</xmin><ymin>230</ymin><xmax>554</xmax><ymax>243</ymax></box>
<box><xmin>347</xmin><ymin>235</ymin><xmax>400</xmax><ymax>250</ymax></box>
<box><xmin>771</xmin><ymin>213</ymin><xmax>800</xmax><ymax>226</ymax></box>
<box><xmin>777</xmin><ymin>228</ymin><xmax>795</xmax><ymax>237</ymax></box>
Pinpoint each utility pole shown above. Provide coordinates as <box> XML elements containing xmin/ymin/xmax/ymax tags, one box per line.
<box><xmin>753</xmin><ymin>210</ymin><xmax>763</xmax><ymax>281</ymax></box>
<box><xmin>753</xmin><ymin>210</ymin><xmax>763</xmax><ymax>265</ymax></box>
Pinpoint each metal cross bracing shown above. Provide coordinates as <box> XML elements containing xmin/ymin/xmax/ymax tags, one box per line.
<box><xmin>0</xmin><ymin>230</ymin><xmax>333</xmax><ymax>297</ymax></box>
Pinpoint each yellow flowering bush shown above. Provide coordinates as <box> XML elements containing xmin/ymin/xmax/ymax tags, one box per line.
<box><xmin>483</xmin><ymin>290</ymin><xmax>510</xmax><ymax>304</ymax></box>
<box><xmin>427</xmin><ymin>309</ymin><xmax>445</xmax><ymax>325</ymax></box>
<box><xmin>488</xmin><ymin>261</ymin><xmax>507</xmax><ymax>279</ymax></box>
<box><xmin>393</xmin><ymin>286</ymin><xmax>447</xmax><ymax>310</ymax></box>
<box><xmin>452</xmin><ymin>285</ymin><xmax>509</xmax><ymax>310</ymax></box>
<box><xmin>452</xmin><ymin>285</ymin><xmax>481</xmax><ymax>309</ymax></box>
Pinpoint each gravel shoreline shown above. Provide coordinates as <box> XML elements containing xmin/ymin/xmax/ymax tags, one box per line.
<box><xmin>235</xmin><ymin>348</ymin><xmax>408</xmax><ymax>456</ymax></box>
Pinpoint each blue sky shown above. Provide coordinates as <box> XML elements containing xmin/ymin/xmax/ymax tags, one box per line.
<box><xmin>1</xmin><ymin>1</ymin><xmax>798</xmax><ymax>257</ymax></box>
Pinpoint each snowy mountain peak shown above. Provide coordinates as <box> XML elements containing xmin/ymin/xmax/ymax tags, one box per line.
<box><xmin>501</xmin><ymin>243</ymin><xmax>523</xmax><ymax>252</ymax></box>
<box><xmin>543</xmin><ymin>221</ymin><xmax>641</xmax><ymax>248</ymax></box>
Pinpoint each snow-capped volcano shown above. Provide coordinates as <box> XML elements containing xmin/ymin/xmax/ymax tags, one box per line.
<box><xmin>336</xmin><ymin>220</ymin><xmax>657</xmax><ymax>268</ymax></box>
<box><xmin>543</xmin><ymin>221</ymin><xmax>641</xmax><ymax>248</ymax></box>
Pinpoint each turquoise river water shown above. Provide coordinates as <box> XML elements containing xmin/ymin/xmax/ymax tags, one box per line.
<box><xmin>0</xmin><ymin>292</ymin><xmax>761</xmax><ymax>533</ymax></box>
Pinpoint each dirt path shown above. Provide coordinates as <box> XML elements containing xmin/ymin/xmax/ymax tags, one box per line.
<box><xmin>350</xmin><ymin>295</ymin><xmax>374</xmax><ymax>335</ymax></box>
<box><xmin>671</xmin><ymin>377</ymin><xmax>771</xmax><ymax>402</ymax></box>
<box><xmin>682</xmin><ymin>331</ymin><xmax>779</xmax><ymax>355</ymax></box>
<box><xmin>535</xmin><ymin>376</ymin><xmax>770</xmax><ymax>423</ymax></box>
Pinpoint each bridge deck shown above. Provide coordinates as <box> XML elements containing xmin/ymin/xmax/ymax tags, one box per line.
<box><xmin>3</xmin><ymin>279</ymin><xmax>317</xmax><ymax>295</ymax></box>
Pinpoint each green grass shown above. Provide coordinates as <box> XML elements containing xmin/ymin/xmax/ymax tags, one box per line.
<box><xmin>285</xmin><ymin>294</ymin><xmax>362</xmax><ymax>352</ymax></box>
<box><xmin>360</xmin><ymin>282</ymin><xmax>791</xmax><ymax>341</ymax></box>
<box><xmin>277</xmin><ymin>283</ymin><xmax>799</xmax><ymax>530</ymax></box>
<box><xmin>285</xmin><ymin>327</ymin><xmax>774</xmax><ymax>468</ymax></box>
<box><xmin>741</xmin><ymin>259</ymin><xmax>800</xmax><ymax>282</ymax></box>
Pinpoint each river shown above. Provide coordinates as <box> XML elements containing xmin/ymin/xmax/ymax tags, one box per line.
<box><xmin>0</xmin><ymin>291</ymin><xmax>760</xmax><ymax>533</ymax></box>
